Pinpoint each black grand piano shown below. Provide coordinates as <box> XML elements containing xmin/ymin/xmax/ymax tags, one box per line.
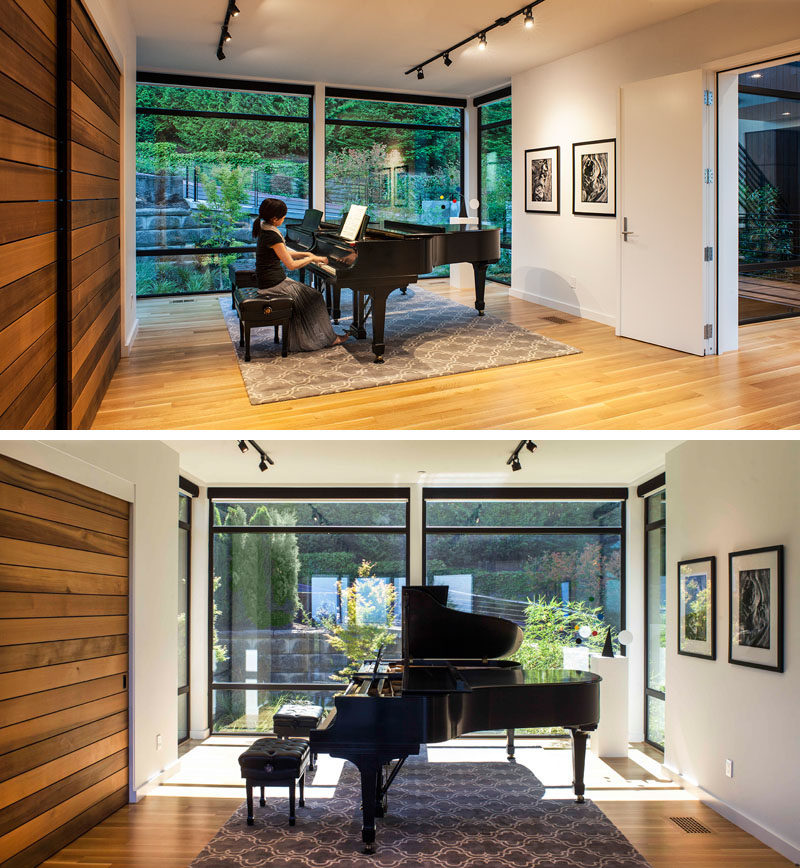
<box><xmin>287</xmin><ymin>217</ymin><xmax>501</xmax><ymax>363</ymax></box>
<box><xmin>310</xmin><ymin>586</ymin><xmax>601</xmax><ymax>852</ymax></box>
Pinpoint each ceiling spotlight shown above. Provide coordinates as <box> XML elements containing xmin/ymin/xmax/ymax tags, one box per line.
<box><xmin>511</xmin><ymin>456</ymin><xmax>522</xmax><ymax>472</ymax></box>
<box><xmin>222</xmin><ymin>26</ymin><xmax>232</xmax><ymax>42</ymax></box>
<box><xmin>443</xmin><ymin>52</ymin><xmax>453</xmax><ymax>67</ymax></box>
<box><xmin>229</xmin><ymin>1</ymin><xmax>240</xmax><ymax>15</ymax></box>
<box><xmin>525</xmin><ymin>440</ymin><xmax>537</xmax><ymax>453</ymax></box>
<box><xmin>237</xmin><ymin>440</ymin><xmax>249</xmax><ymax>453</ymax></box>
<box><xmin>478</xmin><ymin>32</ymin><xmax>487</xmax><ymax>50</ymax></box>
<box><xmin>507</xmin><ymin>439</ymin><xmax>537</xmax><ymax>472</ymax></box>
<box><xmin>783</xmin><ymin>111</ymin><xmax>791</xmax><ymax>116</ymax></box>
<box><xmin>217</xmin><ymin>46</ymin><xmax>226</xmax><ymax>61</ymax></box>
<box><xmin>524</xmin><ymin>7</ymin><xmax>534</xmax><ymax>28</ymax></box>
<box><xmin>259</xmin><ymin>457</ymin><xmax>268</xmax><ymax>472</ymax></box>
<box><xmin>751</xmin><ymin>73</ymin><xmax>762</xmax><ymax>79</ymax></box>
<box><xmin>417</xmin><ymin>67</ymin><xmax>424</xmax><ymax>80</ymax></box>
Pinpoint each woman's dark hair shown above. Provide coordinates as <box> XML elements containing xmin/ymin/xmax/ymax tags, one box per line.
<box><xmin>252</xmin><ymin>198</ymin><xmax>288</xmax><ymax>238</ymax></box>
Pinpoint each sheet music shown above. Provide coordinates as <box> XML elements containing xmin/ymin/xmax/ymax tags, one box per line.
<box><xmin>339</xmin><ymin>204</ymin><xmax>367</xmax><ymax>241</ymax></box>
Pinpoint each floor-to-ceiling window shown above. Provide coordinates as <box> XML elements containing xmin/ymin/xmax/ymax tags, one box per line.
<box><xmin>208</xmin><ymin>488</ymin><xmax>410</xmax><ymax>733</ymax></box>
<box><xmin>325</xmin><ymin>89</ymin><xmax>465</xmax><ymax>271</ymax></box>
<box><xmin>640</xmin><ymin>474</ymin><xmax>666</xmax><ymax>749</ymax></box>
<box><xmin>423</xmin><ymin>488</ymin><xmax>626</xmax><ymax>633</ymax></box>
<box><xmin>135</xmin><ymin>75</ymin><xmax>312</xmax><ymax>297</ymax></box>
<box><xmin>477</xmin><ymin>88</ymin><xmax>512</xmax><ymax>284</ymax></box>
<box><xmin>178</xmin><ymin>478</ymin><xmax>196</xmax><ymax>743</ymax></box>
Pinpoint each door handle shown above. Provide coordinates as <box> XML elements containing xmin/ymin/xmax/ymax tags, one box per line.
<box><xmin>621</xmin><ymin>217</ymin><xmax>637</xmax><ymax>241</ymax></box>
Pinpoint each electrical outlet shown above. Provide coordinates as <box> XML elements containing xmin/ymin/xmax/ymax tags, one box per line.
<box><xmin>725</xmin><ymin>758</ymin><xmax>733</xmax><ymax>778</ymax></box>
<box><xmin>156</xmin><ymin>733</ymin><xmax>163</xmax><ymax>750</ymax></box>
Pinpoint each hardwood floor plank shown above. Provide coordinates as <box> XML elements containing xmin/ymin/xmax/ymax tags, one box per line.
<box><xmin>92</xmin><ymin>284</ymin><xmax>800</xmax><ymax>430</ymax></box>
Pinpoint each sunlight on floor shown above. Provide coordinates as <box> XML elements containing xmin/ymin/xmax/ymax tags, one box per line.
<box><xmin>152</xmin><ymin>735</ymin><xmax>689</xmax><ymax>803</ymax></box>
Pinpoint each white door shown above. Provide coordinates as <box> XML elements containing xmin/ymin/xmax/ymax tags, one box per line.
<box><xmin>619</xmin><ymin>69</ymin><xmax>715</xmax><ymax>355</ymax></box>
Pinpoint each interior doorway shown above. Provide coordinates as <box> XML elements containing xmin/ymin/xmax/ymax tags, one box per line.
<box><xmin>736</xmin><ymin>59</ymin><xmax>800</xmax><ymax>324</ymax></box>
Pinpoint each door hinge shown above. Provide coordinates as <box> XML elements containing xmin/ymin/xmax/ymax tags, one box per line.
<box><xmin>704</xmin><ymin>90</ymin><xmax>714</xmax><ymax>106</ymax></box>
<box><xmin>704</xmin><ymin>246</ymin><xmax>714</xmax><ymax>262</ymax></box>
<box><xmin>704</xmin><ymin>169</ymin><xmax>714</xmax><ymax>184</ymax></box>
<box><xmin>704</xmin><ymin>323</ymin><xmax>713</xmax><ymax>340</ymax></box>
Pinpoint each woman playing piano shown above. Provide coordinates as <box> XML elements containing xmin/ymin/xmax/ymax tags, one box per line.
<box><xmin>252</xmin><ymin>197</ymin><xmax>349</xmax><ymax>350</ymax></box>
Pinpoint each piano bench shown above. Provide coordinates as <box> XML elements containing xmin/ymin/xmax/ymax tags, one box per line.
<box><xmin>238</xmin><ymin>737</ymin><xmax>310</xmax><ymax>827</ymax></box>
<box><xmin>233</xmin><ymin>287</ymin><xmax>292</xmax><ymax>361</ymax></box>
<box><xmin>274</xmin><ymin>703</ymin><xmax>325</xmax><ymax>770</ymax></box>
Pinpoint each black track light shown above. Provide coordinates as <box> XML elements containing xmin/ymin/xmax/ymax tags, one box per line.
<box><xmin>525</xmin><ymin>440</ymin><xmax>537</xmax><ymax>453</ymax></box>
<box><xmin>217</xmin><ymin>45</ymin><xmax>225</xmax><ymax>61</ymax></box>
<box><xmin>222</xmin><ymin>26</ymin><xmax>232</xmax><ymax>42</ymax></box>
<box><xmin>511</xmin><ymin>457</ymin><xmax>522</xmax><ymax>472</ymax></box>
<box><xmin>237</xmin><ymin>440</ymin><xmax>249</xmax><ymax>453</ymax></box>
<box><xmin>406</xmin><ymin>1</ymin><xmax>545</xmax><ymax>79</ymax></box>
<box><xmin>229</xmin><ymin>1</ymin><xmax>240</xmax><ymax>16</ymax></box>
<box><xmin>236</xmin><ymin>440</ymin><xmax>275</xmax><ymax>472</ymax></box>
<box><xmin>259</xmin><ymin>457</ymin><xmax>268</xmax><ymax>472</ymax></box>
<box><xmin>507</xmin><ymin>439</ymin><xmax>537</xmax><ymax>472</ymax></box>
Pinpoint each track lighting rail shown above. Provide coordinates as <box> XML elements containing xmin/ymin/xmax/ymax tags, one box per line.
<box><xmin>405</xmin><ymin>1</ymin><xmax>544</xmax><ymax>79</ymax></box>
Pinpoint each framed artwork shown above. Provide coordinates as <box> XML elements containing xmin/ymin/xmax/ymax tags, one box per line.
<box><xmin>524</xmin><ymin>146</ymin><xmax>560</xmax><ymax>214</ymax></box>
<box><xmin>728</xmin><ymin>545</ymin><xmax>784</xmax><ymax>672</ymax></box>
<box><xmin>572</xmin><ymin>138</ymin><xmax>616</xmax><ymax>216</ymax></box>
<box><xmin>677</xmin><ymin>556</ymin><xmax>716</xmax><ymax>660</ymax></box>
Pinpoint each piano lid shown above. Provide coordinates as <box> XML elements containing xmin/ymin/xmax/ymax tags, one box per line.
<box><xmin>402</xmin><ymin>586</ymin><xmax>523</xmax><ymax>661</ymax></box>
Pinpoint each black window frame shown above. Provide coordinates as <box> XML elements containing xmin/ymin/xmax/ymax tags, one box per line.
<box><xmin>206</xmin><ymin>486</ymin><xmax>411</xmax><ymax>734</ymax></box>
<box><xmin>178</xmin><ymin>475</ymin><xmax>197</xmax><ymax>744</ymax></box>
<box><xmin>639</xmin><ymin>472</ymin><xmax>666</xmax><ymax>751</ymax></box>
<box><xmin>323</xmin><ymin>87</ymin><xmax>466</xmax><ymax>237</ymax></box>
<box><xmin>422</xmin><ymin>486</ymin><xmax>628</xmax><ymax>627</ymax></box>
<box><xmin>476</xmin><ymin>86</ymin><xmax>512</xmax><ymax>286</ymax></box>
<box><xmin>134</xmin><ymin>72</ymin><xmax>315</xmax><ymax>298</ymax></box>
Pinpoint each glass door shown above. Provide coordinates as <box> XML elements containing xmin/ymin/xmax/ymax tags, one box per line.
<box><xmin>644</xmin><ymin>486</ymin><xmax>666</xmax><ymax>749</ymax></box>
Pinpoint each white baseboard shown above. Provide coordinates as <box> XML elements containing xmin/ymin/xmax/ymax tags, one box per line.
<box><xmin>130</xmin><ymin>756</ymin><xmax>181</xmax><ymax>802</ymax></box>
<box><xmin>508</xmin><ymin>286</ymin><xmax>616</xmax><ymax>327</ymax></box>
<box><xmin>664</xmin><ymin>766</ymin><xmax>800</xmax><ymax>865</ymax></box>
<box><xmin>190</xmin><ymin>728</ymin><xmax>210</xmax><ymax>741</ymax></box>
<box><xmin>122</xmin><ymin>317</ymin><xmax>139</xmax><ymax>357</ymax></box>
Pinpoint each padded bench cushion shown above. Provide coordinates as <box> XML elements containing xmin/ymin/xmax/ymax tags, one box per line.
<box><xmin>238</xmin><ymin>737</ymin><xmax>309</xmax><ymax>774</ymax></box>
<box><xmin>273</xmin><ymin>704</ymin><xmax>324</xmax><ymax>731</ymax></box>
<box><xmin>233</xmin><ymin>287</ymin><xmax>293</xmax><ymax>320</ymax></box>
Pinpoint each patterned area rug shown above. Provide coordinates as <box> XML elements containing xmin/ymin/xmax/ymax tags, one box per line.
<box><xmin>221</xmin><ymin>287</ymin><xmax>580</xmax><ymax>405</ymax></box>
<box><xmin>190</xmin><ymin>759</ymin><xmax>651</xmax><ymax>868</ymax></box>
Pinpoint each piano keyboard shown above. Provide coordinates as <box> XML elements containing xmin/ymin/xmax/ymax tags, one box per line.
<box><xmin>316</xmin><ymin>262</ymin><xmax>337</xmax><ymax>276</ymax></box>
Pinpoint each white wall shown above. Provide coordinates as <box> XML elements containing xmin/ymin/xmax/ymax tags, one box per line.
<box><xmin>511</xmin><ymin>2</ymin><xmax>800</xmax><ymax>330</ymax></box>
<box><xmin>81</xmin><ymin>0</ymin><xmax>139</xmax><ymax>353</ymax></box>
<box><xmin>0</xmin><ymin>439</ymin><xmax>181</xmax><ymax>801</ymax></box>
<box><xmin>665</xmin><ymin>440</ymin><xmax>799</xmax><ymax>862</ymax></box>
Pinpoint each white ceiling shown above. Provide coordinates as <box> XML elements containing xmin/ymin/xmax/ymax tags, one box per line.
<box><xmin>131</xmin><ymin>0</ymin><xmax>719</xmax><ymax>97</ymax></box>
<box><xmin>165</xmin><ymin>437</ymin><xmax>681</xmax><ymax>487</ymax></box>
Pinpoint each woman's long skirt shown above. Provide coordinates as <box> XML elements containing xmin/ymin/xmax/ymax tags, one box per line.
<box><xmin>259</xmin><ymin>278</ymin><xmax>337</xmax><ymax>352</ymax></box>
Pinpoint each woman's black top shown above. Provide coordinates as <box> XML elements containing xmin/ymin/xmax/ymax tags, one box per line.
<box><xmin>255</xmin><ymin>225</ymin><xmax>286</xmax><ymax>289</ymax></box>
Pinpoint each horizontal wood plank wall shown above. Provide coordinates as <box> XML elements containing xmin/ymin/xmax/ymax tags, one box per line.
<box><xmin>67</xmin><ymin>0</ymin><xmax>121</xmax><ymax>429</ymax></box>
<box><xmin>0</xmin><ymin>0</ymin><xmax>58</xmax><ymax>428</ymax></box>
<box><xmin>0</xmin><ymin>454</ymin><xmax>129</xmax><ymax>868</ymax></box>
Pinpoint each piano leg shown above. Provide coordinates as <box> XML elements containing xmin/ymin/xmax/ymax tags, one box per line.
<box><xmin>370</xmin><ymin>294</ymin><xmax>386</xmax><ymax>364</ymax></box>
<box><xmin>506</xmin><ymin>728</ymin><xmax>515</xmax><ymax>760</ymax></box>
<box><xmin>568</xmin><ymin>727</ymin><xmax>589</xmax><ymax>803</ymax></box>
<box><xmin>332</xmin><ymin>286</ymin><xmax>341</xmax><ymax>323</ymax></box>
<box><xmin>355</xmin><ymin>758</ymin><xmax>380</xmax><ymax>853</ymax></box>
<box><xmin>472</xmin><ymin>261</ymin><xmax>490</xmax><ymax>316</ymax></box>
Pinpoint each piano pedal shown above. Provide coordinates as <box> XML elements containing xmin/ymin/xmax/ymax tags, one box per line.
<box><xmin>576</xmin><ymin>795</ymin><xmax>585</xmax><ymax>804</ymax></box>
<box><xmin>363</xmin><ymin>844</ymin><xmax>376</xmax><ymax>855</ymax></box>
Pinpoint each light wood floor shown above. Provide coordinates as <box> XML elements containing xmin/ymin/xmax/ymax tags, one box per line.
<box><xmin>91</xmin><ymin>281</ymin><xmax>800</xmax><ymax>430</ymax></box>
<box><xmin>42</xmin><ymin>738</ymin><xmax>794</xmax><ymax>867</ymax></box>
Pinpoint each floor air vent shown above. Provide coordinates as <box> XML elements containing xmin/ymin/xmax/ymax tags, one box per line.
<box><xmin>170</xmin><ymin>298</ymin><xmax>196</xmax><ymax>303</ymax></box>
<box><xmin>541</xmin><ymin>315</ymin><xmax>569</xmax><ymax>324</ymax></box>
<box><xmin>669</xmin><ymin>817</ymin><xmax>712</xmax><ymax>834</ymax></box>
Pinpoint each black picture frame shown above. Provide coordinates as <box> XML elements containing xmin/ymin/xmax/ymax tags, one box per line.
<box><xmin>677</xmin><ymin>556</ymin><xmax>716</xmax><ymax>660</ymax></box>
<box><xmin>524</xmin><ymin>146</ymin><xmax>560</xmax><ymax>214</ymax></box>
<box><xmin>728</xmin><ymin>545</ymin><xmax>784</xmax><ymax>672</ymax></box>
<box><xmin>572</xmin><ymin>138</ymin><xmax>616</xmax><ymax>217</ymax></box>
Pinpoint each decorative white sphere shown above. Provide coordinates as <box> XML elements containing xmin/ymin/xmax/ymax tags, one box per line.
<box><xmin>618</xmin><ymin>629</ymin><xmax>634</xmax><ymax>646</ymax></box>
<box><xmin>578</xmin><ymin>625</ymin><xmax>592</xmax><ymax>639</ymax></box>
<box><xmin>469</xmin><ymin>198</ymin><xmax>480</xmax><ymax>210</ymax></box>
